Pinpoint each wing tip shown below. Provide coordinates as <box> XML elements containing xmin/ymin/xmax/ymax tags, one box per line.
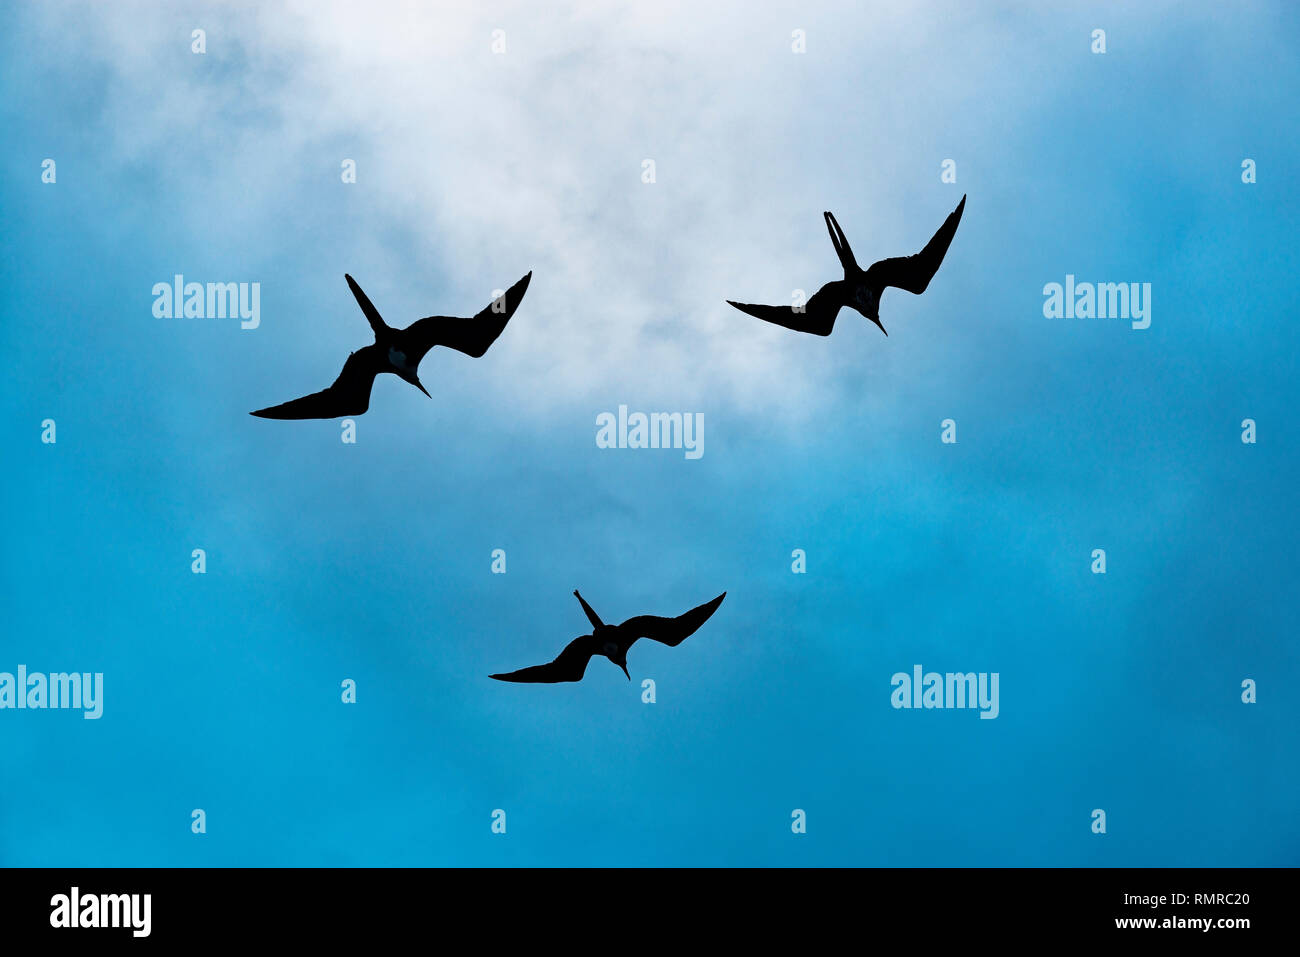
<box><xmin>490</xmin><ymin>672</ymin><xmax>533</xmax><ymax>683</ymax></box>
<box><xmin>693</xmin><ymin>592</ymin><xmax>727</xmax><ymax>618</ymax></box>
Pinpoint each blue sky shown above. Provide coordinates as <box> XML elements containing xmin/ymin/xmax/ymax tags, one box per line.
<box><xmin>1</xmin><ymin>1</ymin><xmax>1297</xmax><ymax>866</ymax></box>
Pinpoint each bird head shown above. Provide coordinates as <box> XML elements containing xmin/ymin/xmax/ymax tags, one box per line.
<box><xmin>402</xmin><ymin>370</ymin><xmax>432</xmax><ymax>398</ymax></box>
<box><xmin>598</xmin><ymin>635</ymin><xmax>630</xmax><ymax>680</ymax></box>
<box><xmin>851</xmin><ymin>287</ymin><xmax>887</xmax><ymax>336</ymax></box>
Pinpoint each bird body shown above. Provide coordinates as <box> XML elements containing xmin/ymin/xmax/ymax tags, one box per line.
<box><xmin>490</xmin><ymin>590</ymin><xmax>727</xmax><ymax>684</ymax></box>
<box><xmin>250</xmin><ymin>271</ymin><xmax>532</xmax><ymax>419</ymax></box>
<box><xmin>727</xmin><ymin>195</ymin><xmax>965</xmax><ymax>337</ymax></box>
<box><xmin>387</xmin><ymin>347</ymin><xmax>416</xmax><ymax>374</ymax></box>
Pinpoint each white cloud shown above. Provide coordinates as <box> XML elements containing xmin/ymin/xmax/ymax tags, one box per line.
<box><xmin>29</xmin><ymin>0</ymin><xmax>1185</xmax><ymax>429</ymax></box>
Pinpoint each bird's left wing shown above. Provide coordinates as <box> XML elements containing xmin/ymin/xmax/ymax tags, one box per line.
<box><xmin>726</xmin><ymin>281</ymin><xmax>846</xmax><ymax>337</ymax></box>
<box><xmin>490</xmin><ymin>633</ymin><xmax>596</xmax><ymax>684</ymax></box>
<box><xmin>404</xmin><ymin>271</ymin><xmax>532</xmax><ymax>363</ymax></box>
<box><xmin>863</xmin><ymin>195</ymin><xmax>965</xmax><ymax>295</ymax></box>
<box><xmin>249</xmin><ymin>345</ymin><xmax>387</xmax><ymax>419</ymax></box>
<box><xmin>617</xmin><ymin>592</ymin><xmax>726</xmax><ymax>653</ymax></box>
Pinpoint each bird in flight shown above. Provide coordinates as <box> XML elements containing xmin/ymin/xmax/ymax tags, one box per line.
<box><xmin>250</xmin><ymin>271</ymin><xmax>532</xmax><ymax>419</ymax></box>
<box><xmin>727</xmin><ymin>195</ymin><xmax>965</xmax><ymax>337</ymax></box>
<box><xmin>490</xmin><ymin>589</ymin><xmax>726</xmax><ymax>684</ymax></box>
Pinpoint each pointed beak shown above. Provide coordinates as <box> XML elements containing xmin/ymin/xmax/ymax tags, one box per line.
<box><xmin>620</xmin><ymin>662</ymin><xmax>631</xmax><ymax>681</ymax></box>
<box><xmin>414</xmin><ymin>378</ymin><xmax>432</xmax><ymax>398</ymax></box>
<box><xmin>873</xmin><ymin>317</ymin><xmax>888</xmax><ymax>337</ymax></box>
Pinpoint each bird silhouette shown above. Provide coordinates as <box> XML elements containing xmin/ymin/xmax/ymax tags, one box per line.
<box><xmin>250</xmin><ymin>271</ymin><xmax>532</xmax><ymax>419</ymax></box>
<box><xmin>727</xmin><ymin>195</ymin><xmax>965</xmax><ymax>337</ymax></box>
<box><xmin>490</xmin><ymin>590</ymin><xmax>726</xmax><ymax>683</ymax></box>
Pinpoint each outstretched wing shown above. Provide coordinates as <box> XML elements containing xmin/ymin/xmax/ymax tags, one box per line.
<box><xmin>617</xmin><ymin>592</ymin><xmax>726</xmax><ymax>654</ymax></box>
<box><xmin>863</xmin><ymin>195</ymin><xmax>965</xmax><ymax>296</ymax></box>
<box><xmin>726</xmin><ymin>282</ymin><xmax>847</xmax><ymax>337</ymax></box>
<box><xmin>250</xmin><ymin>345</ymin><xmax>387</xmax><ymax>419</ymax></box>
<box><xmin>403</xmin><ymin>271</ymin><xmax>532</xmax><ymax>364</ymax></box>
<box><xmin>490</xmin><ymin>634</ymin><xmax>597</xmax><ymax>684</ymax></box>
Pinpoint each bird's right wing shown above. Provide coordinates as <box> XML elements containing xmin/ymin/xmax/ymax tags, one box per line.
<box><xmin>726</xmin><ymin>282</ymin><xmax>846</xmax><ymax>336</ymax></box>
<box><xmin>404</xmin><ymin>271</ymin><xmax>533</xmax><ymax>362</ymax></box>
<box><xmin>618</xmin><ymin>592</ymin><xmax>726</xmax><ymax>652</ymax></box>
<box><xmin>863</xmin><ymin>195</ymin><xmax>965</xmax><ymax>296</ymax></box>
<box><xmin>250</xmin><ymin>345</ymin><xmax>386</xmax><ymax>419</ymax></box>
<box><xmin>490</xmin><ymin>634</ymin><xmax>596</xmax><ymax>684</ymax></box>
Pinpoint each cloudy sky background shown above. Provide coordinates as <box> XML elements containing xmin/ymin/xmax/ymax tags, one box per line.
<box><xmin>1</xmin><ymin>0</ymin><xmax>1297</xmax><ymax>865</ymax></box>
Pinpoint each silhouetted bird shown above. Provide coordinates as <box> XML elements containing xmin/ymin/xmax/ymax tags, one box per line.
<box><xmin>490</xmin><ymin>590</ymin><xmax>726</xmax><ymax>683</ymax></box>
<box><xmin>727</xmin><ymin>195</ymin><xmax>965</xmax><ymax>337</ymax></box>
<box><xmin>250</xmin><ymin>271</ymin><xmax>531</xmax><ymax>419</ymax></box>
